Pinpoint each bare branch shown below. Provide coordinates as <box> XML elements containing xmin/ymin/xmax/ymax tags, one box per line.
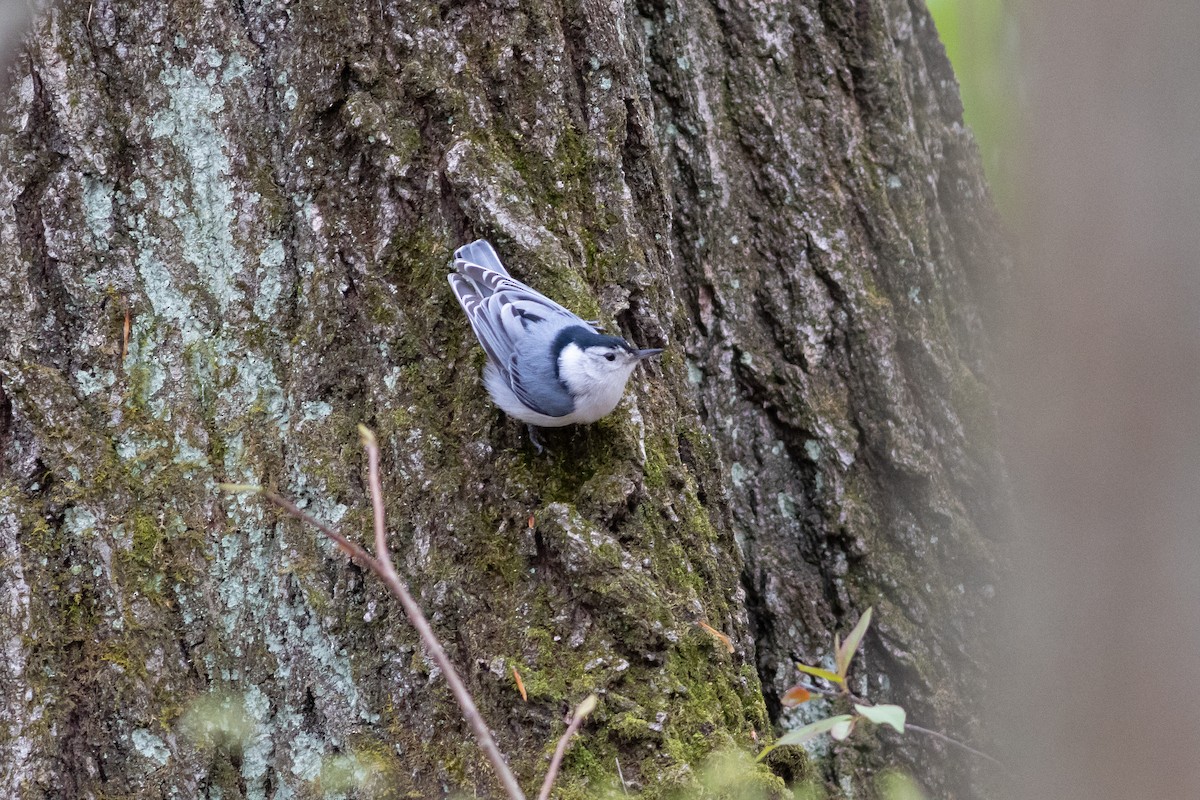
<box><xmin>355</xmin><ymin>426</ymin><xmax>526</xmax><ymax>800</ymax></box>
<box><xmin>359</xmin><ymin>426</ymin><xmax>391</xmax><ymax>568</ymax></box>
<box><xmin>264</xmin><ymin>490</ymin><xmax>381</xmax><ymax>572</ymax></box>
<box><xmin>537</xmin><ymin>695</ymin><xmax>597</xmax><ymax>800</ymax></box>
<box><xmin>220</xmin><ymin>431</ymin><xmax>528</xmax><ymax>800</ymax></box>
<box><xmin>219</xmin><ymin>484</ymin><xmax>380</xmax><ymax>573</ymax></box>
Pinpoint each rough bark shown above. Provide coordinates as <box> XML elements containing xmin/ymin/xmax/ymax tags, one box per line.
<box><xmin>0</xmin><ymin>0</ymin><xmax>1004</xmax><ymax>798</ymax></box>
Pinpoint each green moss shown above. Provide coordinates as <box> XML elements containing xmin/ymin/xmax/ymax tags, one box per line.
<box><xmin>611</xmin><ymin>711</ymin><xmax>654</xmax><ymax>742</ymax></box>
<box><xmin>100</xmin><ymin>644</ymin><xmax>147</xmax><ymax>678</ymax></box>
<box><xmin>562</xmin><ymin>741</ymin><xmax>608</xmax><ymax>786</ymax></box>
<box><xmin>128</xmin><ymin>512</ymin><xmax>164</xmax><ymax>568</ymax></box>
<box><xmin>473</xmin><ymin>524</ymin><xmax>526</xmax><ymax>586</ymax></box>
<box><xmin>206</xmin><ymin>751</ymin><xmax>244</xmax><ymax>797</ymax></box>
<box><xmin>641</xmin><ymin>439</ymin><xmax>672</xmax><ymax>490</ymax></box>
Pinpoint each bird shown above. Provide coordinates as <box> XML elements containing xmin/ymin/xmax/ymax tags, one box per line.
<box><xmin>448</xmin><ymin>239</ymin><xmax>663</xmax><ymax>451</ymax></box>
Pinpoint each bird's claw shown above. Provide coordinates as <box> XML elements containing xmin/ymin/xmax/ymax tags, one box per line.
<box><xmin>527</xmin><ymin>424</ymin><xmax>548</xmax><ymax>455</ymax></box>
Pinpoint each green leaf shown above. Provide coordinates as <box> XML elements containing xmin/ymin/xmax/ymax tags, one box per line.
<box><xmin>855</xmin><ymin>703</ymin><xmax>906</xmax><ymax>733</ymax></box>
<box><xmin>830</xmin><ymin>717</ymin><xmax>856</xmax><ymax>741</ymax></box>
<box><xmin>756</xmin><ymin>715</ymin><xmax>855</xmax><ymax>761</ymax></box>
<box><xmin>795</xmin><ymin>662</ymin><xmax>844</xmax><ymax>685</ymax></box>
<box><xmin>836</xmin><ymin>607</ymin><xmax>873</xmax><ymax>678</ymax></box>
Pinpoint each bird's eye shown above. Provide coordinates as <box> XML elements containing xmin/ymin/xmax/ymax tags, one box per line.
<box><xmin>604</xmin><ymin>353</ymin><xmax>616</xmax><ymax>362</ymax></box>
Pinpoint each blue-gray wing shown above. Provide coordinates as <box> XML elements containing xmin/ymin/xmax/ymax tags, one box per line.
<box><xmin>448</xmin><ymin>239</ymin><xmax>586</xmax><ymax>418</ymax></box>
<box><xmin>508</xmin><ymin>348</ymin><xmax>575</xmax><ymax>417</ymax></box>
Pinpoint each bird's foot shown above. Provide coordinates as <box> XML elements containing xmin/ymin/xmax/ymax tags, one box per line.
<box><xmin>526</xmin><ymin>424</ymin><xmax>548</xmax><ymax>455</ymax></box>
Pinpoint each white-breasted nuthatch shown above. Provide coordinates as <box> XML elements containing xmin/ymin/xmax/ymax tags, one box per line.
<box><xmin>448</xmin><ymin>239</ymin><xmax>663</xmax><ymax>450</ymax></box>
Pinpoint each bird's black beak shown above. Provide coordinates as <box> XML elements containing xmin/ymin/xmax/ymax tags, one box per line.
<box><xmin>635</xmin><ymin>348</ymin><xmax>664</xmax><ymax>360</ymax></box>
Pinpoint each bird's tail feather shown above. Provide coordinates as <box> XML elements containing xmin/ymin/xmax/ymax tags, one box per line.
<box><xmin>454</xmin><ymin>239</ymin><xmax>510</xmax><ymax>277</ymax></box>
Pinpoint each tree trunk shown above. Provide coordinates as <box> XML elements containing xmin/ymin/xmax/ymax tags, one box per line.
<box><xmin>0</xmin><ymin>0</ymin><xmax>1004</xmax><ymax>798</ymax></box>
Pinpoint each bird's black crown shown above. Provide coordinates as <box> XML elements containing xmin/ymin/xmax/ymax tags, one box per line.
<box><xmin>551</xmin><ymin>325</ymin><xmax>634</xmax><ymax>361</ymax></box>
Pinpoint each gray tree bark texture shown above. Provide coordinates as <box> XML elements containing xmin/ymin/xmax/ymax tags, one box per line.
<box><xmin>0</xmin><ymin>0</ymin><xmax>1005</xmax><ymax>798</ymax></box>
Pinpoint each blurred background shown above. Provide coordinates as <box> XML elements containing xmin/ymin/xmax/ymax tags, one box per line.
<box><xmin>929</xmin><ymin>2</ymin><xmax>1200</xmax><ymax>799</ymax></box>
<box><xmin>926</xmin><ymin>0</ymin><xmax>1020</xmax><ymax>216</ymax></box>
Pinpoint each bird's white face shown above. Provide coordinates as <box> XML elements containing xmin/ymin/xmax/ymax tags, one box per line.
<box><xmin>561</xmin><ymin>343</ymin><xmax>641</xmax><ymax>389</ymax></box>
<box><xmin>558</xmin><ymin>342</ymin><xmax>646</xmax><ymax>422</ymax></box>
<box><xmin>583</xmin><ymin>344</ymin><xmax>642</xmax><ymax>380</ymax></box>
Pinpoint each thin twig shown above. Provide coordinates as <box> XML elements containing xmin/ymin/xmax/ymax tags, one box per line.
<box><xmin>261</xmin><ymin>489</ymin><xmax>380</xmax><ymax>572</ymax></box>
<box><xmin>121</xmin><ymin>303</ymin><xmax>131</xmax><ymax>363</ymax></box>
<box><xmin>537</xmin><ymin>695</ymin><xmax>597</xmax><ymax>800</ymax></box>
<box><xmin>221</xmin><ymin>426</ymin><xmax>528</xmax><ymax>800</ymax></box>
<box><xmin>904</xmin><ymin>722</ymin><xmax>1005</xmax><ymax>767</ymax></box>
<box><xmin>355</xmin><ymin>426</ymin><xmax>526</xmax><ymax>800</ymax></box>
<box><xmin>615</xmin><ymin>756</ymin><xmax>628</xmax><ymax>794</ymax></box>
<box><xmin>362</xmin><ymin>427</ymin><xmax>390</xmax><ymax>567</ymax></box>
